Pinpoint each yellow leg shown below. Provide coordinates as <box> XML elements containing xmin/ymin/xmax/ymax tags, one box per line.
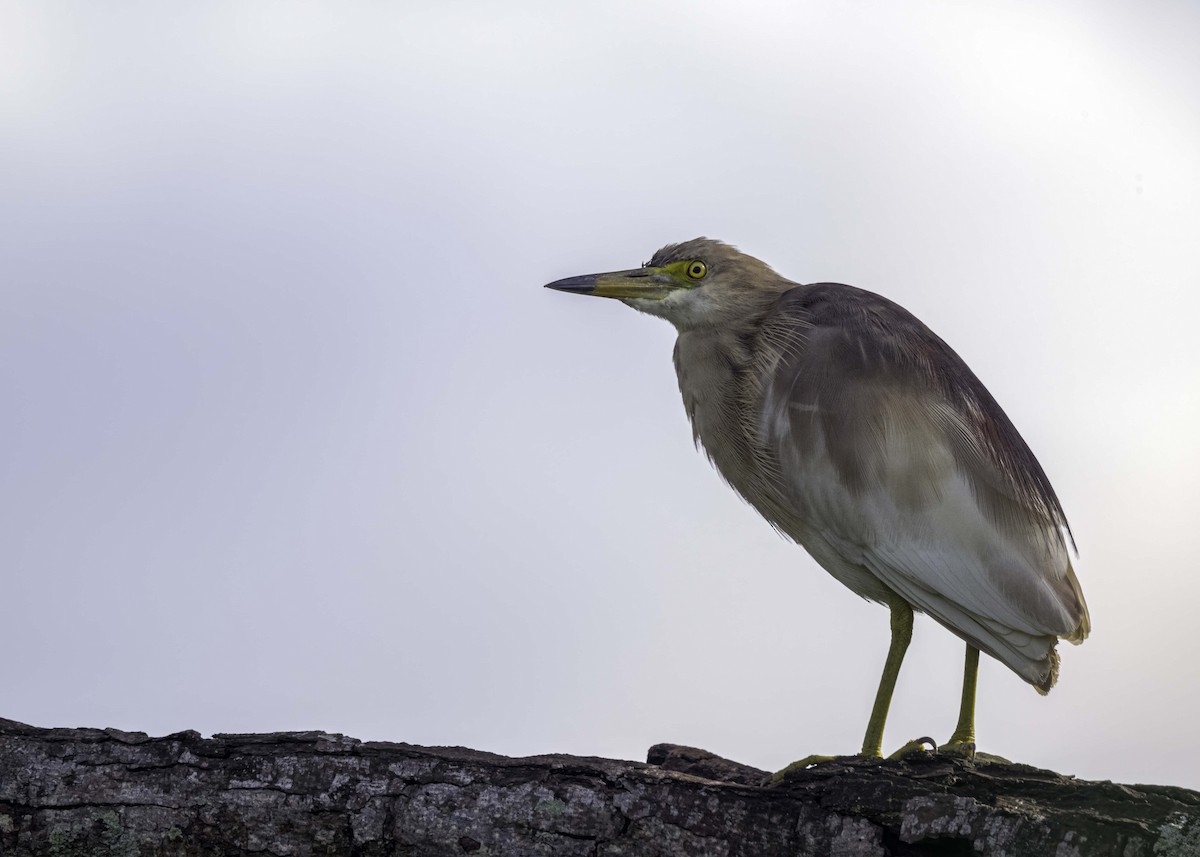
<box><xmin>941</xmin><ymin>644</ymin><xmax>979</xmax><ymax>757</ymax></box>
<box><xmin>770</xmin><ymin>593</ymin><xmax>928</xmax><ymax>785</ymax></box>
<box><xmin>861</xmin><ymin>593</ymin><xmax>914</xmax><ymax>757</ymax></box>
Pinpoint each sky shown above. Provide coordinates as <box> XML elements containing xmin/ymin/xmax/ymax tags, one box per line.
<box><xmin>2</xmin><ymin>1</ymin><xmax>1199</xmax><ymax>791</ymax></box>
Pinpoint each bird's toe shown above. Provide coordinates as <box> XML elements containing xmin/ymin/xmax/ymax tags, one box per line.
<box><xmin>938</xmin><ymin>737</ymin><xmax>977</xmax><ymax>759</ymax></box>
<box><xmin>886</xmin><ymin>737</ymin><xmax>938</xmax><ymax>760</ymax></box>
<box><xmin>766</xmin><ymin>754</ymin><xmax>839</xmax><ymax>786</ymax></box>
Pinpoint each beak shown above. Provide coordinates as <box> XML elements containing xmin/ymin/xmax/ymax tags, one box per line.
<box><xmin>544</xmin><ymin>267</ymin><xmax>678</xmax><ymax>301</ymax></box>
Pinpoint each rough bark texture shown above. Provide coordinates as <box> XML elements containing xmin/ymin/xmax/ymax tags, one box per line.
<box><xmin>2</xmin><ymin>718</ymin><xmax>1198</xmax><ymax>856</ymax></box>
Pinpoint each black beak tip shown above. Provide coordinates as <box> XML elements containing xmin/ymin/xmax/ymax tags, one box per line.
<box><xmin>544</xmin><ymin>275</ymin><xmax>597</xmax><ymax>294</ymax></box>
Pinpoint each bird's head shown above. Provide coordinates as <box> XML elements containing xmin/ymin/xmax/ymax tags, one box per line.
<box><xmin>545</xmin><ymin>238</ymin><xmax>790</xmax><ymax>331</ymax></box>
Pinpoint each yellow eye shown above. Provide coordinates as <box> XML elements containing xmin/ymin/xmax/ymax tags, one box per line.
<box><xmin>686</xmin><ymin>260</ymin><xmax>707</xmax><ymax>280</ymax></box>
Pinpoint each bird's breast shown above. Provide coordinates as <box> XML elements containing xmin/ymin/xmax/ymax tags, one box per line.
<box><xmin>673</xmin><ymin>331</ymin><xmax>781</xmax><ymax>513</ymax></box>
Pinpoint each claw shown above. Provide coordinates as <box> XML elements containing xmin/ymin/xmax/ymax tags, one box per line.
<box><xmin>887</xmin><ymin>737</ymin><xmax>937</xmax><ymax>760</ymax></box>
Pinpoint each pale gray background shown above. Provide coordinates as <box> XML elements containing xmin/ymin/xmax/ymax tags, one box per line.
<box><xmin>3</xmin><ymin>1</ymin><xmax>1199</xmax><ymax>789</ymax></box>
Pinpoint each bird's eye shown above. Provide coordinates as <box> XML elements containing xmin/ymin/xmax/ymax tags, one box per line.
<box><xmin>686</xmin><ymin>261</ymin><xmax>707</xmax><ymax>280</ymax></box>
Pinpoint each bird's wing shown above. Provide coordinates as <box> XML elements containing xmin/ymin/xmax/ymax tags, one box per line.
<box><xmin>755</xmin><ymin>285</ymin><xmax>1090</xmax><ymax>673</ymax></box>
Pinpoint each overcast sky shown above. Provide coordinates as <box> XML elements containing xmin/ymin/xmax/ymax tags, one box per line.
<box><xmin>3</xmin><ymin>1</ymin><xmax>1199</xmax><ymax>790</ymax></box>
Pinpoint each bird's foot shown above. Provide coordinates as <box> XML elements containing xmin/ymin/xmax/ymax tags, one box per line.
<box><xmin>767</xmin><ymin>735</ymin><xmax>948</xmax><ymax>786</ymax></box>
<box><xmin>938</xmin><ymin>734</ymin><xmax>976</xmax><ymax>759</ymax></box>
<box><xmin>886</xmin><ymin>737</ymin><xmax>938</xmax><ymax>760</ymax></box>
<box><xmin>767</xmin><ymin>754</ymin><xmax>838</xmax><ymax>786</ymax></box>
<box><xmin>937</xmin><ymin>738</ymin><xmax>1011</xmax><ymax>764</ymax></box>
<box><xmin>888</xmin><ymin>735</ymin><xmax>1011</xmax><ymax>764</ymax></box>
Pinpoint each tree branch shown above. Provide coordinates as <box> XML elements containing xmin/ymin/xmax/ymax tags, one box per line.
<box><xmin>1</xmin><ymin>718</ymin><xmax>1197</xmax><ymax>855</ymax></box>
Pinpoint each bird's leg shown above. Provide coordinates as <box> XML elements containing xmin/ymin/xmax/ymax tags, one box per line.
<box><xmin>940</xmin><ymin>644</ymin><xmax>979</xmax><ymax>758</ymax></box>
<box><xmin>768</xmin><ymin>594</ymin><xmax>913</xmax><ymax>784</ymax></box>
<box><xmin>769</xmin><ymin>594</ymin><xmax>927</xmax><ymax>785</ymax></box>
<box><xmin>862</xmin><ymin>593</ymin><xmax>914</xmax><ymax>757</ymax></box>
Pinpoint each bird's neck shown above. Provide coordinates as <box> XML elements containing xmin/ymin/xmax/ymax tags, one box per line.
<box><xmin>672</xmin><ymin>323</ymin><xmax>766</xmax><ymax>503</ymax></box>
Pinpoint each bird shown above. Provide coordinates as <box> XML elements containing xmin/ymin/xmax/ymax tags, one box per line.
<box><xmin>544</xmin><ymin>238</ymin><xmax>1089</xmax><ymax>773</ymax></box>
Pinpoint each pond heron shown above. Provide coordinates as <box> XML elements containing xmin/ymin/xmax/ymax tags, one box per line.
<box><xmin>545</xmin><ymin>238</ymin><xmax>1089</xmax><ymax>772</ymax></box>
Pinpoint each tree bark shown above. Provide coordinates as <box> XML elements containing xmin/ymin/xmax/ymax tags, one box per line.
<box><xmin>1</xmin><ymin>717</ymin><xmax>1197</xmax><ymax>856</ymax></box>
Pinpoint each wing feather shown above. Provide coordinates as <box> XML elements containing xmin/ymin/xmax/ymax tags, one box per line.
<box><xmin>755</xmin><ymin>284</ymin><xmax>1090</xmax><ymax>688</ymax></box>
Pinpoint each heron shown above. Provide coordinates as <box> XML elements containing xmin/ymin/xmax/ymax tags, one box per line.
<box><xmin>545</xmin><ymin>238</ymin><xmax>1089</xmax><ymax>773</ymax></box>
